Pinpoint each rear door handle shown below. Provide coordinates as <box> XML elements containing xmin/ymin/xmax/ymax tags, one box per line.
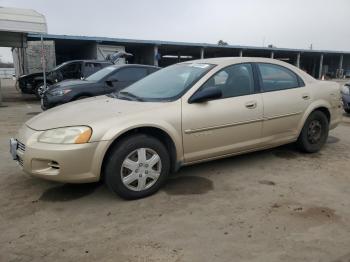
<box><xmin>245</xmin><ymin>101</ymin><xmax>257</xmax><ymax>109</ymax></box>
<box><xmin>302</xmin><ymin>94</ymin><xmax>310</xmax><ymax>100</ymax></box>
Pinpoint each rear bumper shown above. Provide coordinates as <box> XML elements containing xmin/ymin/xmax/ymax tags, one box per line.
<box><xmin>342</xmin><ymin>93</ymin><xmax>350</xmax><ymax>110</ymax></box>
<box><xmin>12</xmin><ymin>125</ymin><xmax>109</xmax><ymax>183</ymax></box>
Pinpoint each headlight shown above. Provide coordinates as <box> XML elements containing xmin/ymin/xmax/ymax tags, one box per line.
<box><xmin>49</xmin><ymin>89</ymin><xmax>71</xmax><ymax>96</ymax></box>
<box><xmin>38</xmin><ymin>126</ymin><xmax>92</xmax><ymax>144</ymax></box>
<box><xmin>341</xmin><ymin>85</ymin><xmax>350</xmax><ymax>95</ymax></box>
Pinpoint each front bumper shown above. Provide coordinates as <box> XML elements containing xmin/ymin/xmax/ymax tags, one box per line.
<box><xmin>41</xmin><ymin>93</ymin><xmax>71</xmax><ymax>110</ymax></box>
<box><xmin>18</xmin><ymin>80</ymin><xmax>34</xmax><ymax>94</ymax></box>
<box><xmin>11</xmin><ymin>125</ymin><xmax>109</xmax><ymax>183</ymax></box>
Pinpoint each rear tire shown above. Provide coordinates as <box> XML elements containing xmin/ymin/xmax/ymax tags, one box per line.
<box><xmin>297</xmin><ymin>111</ymin><xmax>329</xmax><ymax>153</ymax></box>
<box><xmin>104</xmin><ymin>134</ymin><xmax>170</xmax><ymax>199</ymax></box>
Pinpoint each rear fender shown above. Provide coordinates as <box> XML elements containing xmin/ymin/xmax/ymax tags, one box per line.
<box><xmin>296</xmin><ymin>100</ymin><xmax>331</xmax><ymax>136</ymax></box>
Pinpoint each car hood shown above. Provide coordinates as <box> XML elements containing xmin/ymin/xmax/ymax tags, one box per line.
<box><xmin>26</xmin><ymin>95</ymin><xmax>164</xmax><ymax>131</ymax></box>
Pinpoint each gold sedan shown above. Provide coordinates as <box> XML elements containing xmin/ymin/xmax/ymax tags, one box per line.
<box><xmin>10</xmin><ymin>58</ymin><xmax>342</xmax><ymax>199</ymax></box>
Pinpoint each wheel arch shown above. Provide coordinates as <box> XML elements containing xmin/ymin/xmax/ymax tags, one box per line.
<box><xmin>72</xmin><ymin>93</ymin><xmax>93</xmax><ymax>100</ymax></box>
<box><xmin>297</xmin><ymin>101</ymin><xmax>331</xmax><ymax>136</ymax></box>
<box><xmin>100</xmin><ymin>126</ymin><xmax>180</xmax><ymax>181</ymax></box>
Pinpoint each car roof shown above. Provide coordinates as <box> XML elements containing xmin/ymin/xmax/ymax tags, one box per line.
<box><xmin>187</xmin><ymin>57</ymin><xmax>292</xmax><ymax>66</ymax></box>
<box><xmin>184</xmin><ymin>57</ymin><xmax>316</xmax><ymax>83</ymax></box>
<box><xmin>106</xmin><ymin>64</ymin><xmax>160</xmax><ymax>70</ymax></box>
<box><xmin>64</xmin><ymin>60</ymin><xmax>112</xmax><ymax>64</ymax></box>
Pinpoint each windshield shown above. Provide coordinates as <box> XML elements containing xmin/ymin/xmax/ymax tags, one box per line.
<box><xmin>118</xmin><ymin>63</ymin><xmax>215</xmax><ymax>102</ymax></box>
<box><xmin>85</xmin><ymin>66</ymin><xmax>116</xmax><ymax>81</ymax></box>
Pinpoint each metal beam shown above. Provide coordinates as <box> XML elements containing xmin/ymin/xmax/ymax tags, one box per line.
<box><xmin>296</xmin><ymin>53</ymin><xmax>301</xmax><ymax>68</ymax></box>
<box><xmin>270</xmin><ymin>51</ymin><xmax>274</xmax><ymax>59</ymax></box>
<box><xmin>318</xmin><ymin>54</ymin><xmax>324</xmax><ymax>79</ymax></box>
<box><xmin>200</xmin><ymin>47</ymin><xmax>204</xmax><ymax>59</ymax></box>
<box><xmin>40</xmin><ymin>35</ymin><xmax>47</xmax><ymax>90</ymax></box>
<box><xmin>239</xmin><ymin>50</ymin><xmax>243</xmax><ymax>57</ymax></box>
<box><xmin>339</xmin><ymin>54</ymin><xmax>344</xmax><ymax>70</ymax></box>
<box><xmin>154</xmin><ymin>45</ymin><xmax>159</xmax><ymax>66</ymax></box>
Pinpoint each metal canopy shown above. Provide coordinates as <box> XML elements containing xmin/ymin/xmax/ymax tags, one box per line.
<box><xmin>0</xmin><ymin>7</ymin><xmax>47</xmax><ymax>47</ymax></box>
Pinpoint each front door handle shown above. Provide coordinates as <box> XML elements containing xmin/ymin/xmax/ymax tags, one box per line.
<box><xmin>245</xmin><ymin>101</ymin><xmax>257</xmax><ymax>109</ymax></box>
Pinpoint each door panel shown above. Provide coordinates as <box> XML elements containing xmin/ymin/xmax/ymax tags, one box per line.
<box><xmin>256</xmin><ymin>63</ymin><xmax>311</xmax><ymax>141</ymax></box>
<box><xmin>262</xmin><ymin>87</ymin><xmax>310</xmax><ymax>139</ymax></box>
<box><xmin>182</xmin><ymin>94</ymin><xmax>263</xmax><ymax>162</ymax></box>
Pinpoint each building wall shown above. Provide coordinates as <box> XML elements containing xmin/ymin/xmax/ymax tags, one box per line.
<box><xmin>23</xmin><ymin>35</ymin><xmax>350</xmax><ymax>79</ymax></box>
<box><xmin>12</xmin><ymin>40</ymin><xmax>55</xmax><ymax>76</ymax></box>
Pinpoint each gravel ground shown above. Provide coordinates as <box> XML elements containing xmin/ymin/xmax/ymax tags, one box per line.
<box><xmin>1</xmin><ymin>85</ymin><xmax>350</xmax><ymax>262</ymax></box>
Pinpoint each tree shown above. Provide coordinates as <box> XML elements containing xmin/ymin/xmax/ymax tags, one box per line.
<box><xmin>218</xmin><ymin>40</ymin><xmax>228</xmax><ymax>46</ymax></box>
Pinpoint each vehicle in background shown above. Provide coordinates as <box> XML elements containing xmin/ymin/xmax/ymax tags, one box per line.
<box><xmin>11</xmin><ymin>58</ymin><xmax>342</xmax><ymax>199</ymax></box>
<box><xmin>341</xmin><ymin>81</ymin><xmax>350</xmax><ymax>113</ymax></box>
<box><xmin>17</xmin><ymin>60</ymin><xmax>112</xmax><ymax>98</ymax></box>
<box><xmin>41</xmin><ymin>64</ymin><xmax>159</xmax><ymax>110</ymax></box>
<box><xmin>344</xmin><ymin>70</ymin><xmax>350</xmax><ymax>79</ymax></box>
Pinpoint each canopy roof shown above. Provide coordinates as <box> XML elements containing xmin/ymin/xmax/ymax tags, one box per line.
<box><xmin>0</xmin><ymin>6</ymin><xmax>47</xmax><ymax>34</ymax></box>
<box><xmin>0</xmin><ymin>7</ymin><xmax>47</xmax><ymax>47</ymax></box>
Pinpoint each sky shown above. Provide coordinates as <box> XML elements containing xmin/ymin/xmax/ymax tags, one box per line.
<box><xmin>1</xmin><ymin>0</ymin><xmax>350</xmax><ymax>63</ymax></box>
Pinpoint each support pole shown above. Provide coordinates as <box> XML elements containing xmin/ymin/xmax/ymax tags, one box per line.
<box><xmin>296</xmin><ymin>53</ymin><xmax>301</xmax><ymax>68</ymax></box>
<box><xmin>0</xmin><ymin>77</ymin><xmax>2</xmax><ymax>107</ymax></box>
<box><xmin>200</xmin><ymin>47</ymin><xmax>204</xmax><ymax>59</ymax></box>
<box><xmin>270</xmin><ymin>51</ymin><xmax>274</xmax><ymax>59</ymax></box>
<box><xmin>318</xmin><ymin>54</ymin><xmax>324</xmax><ymax>79</ymax></box>
<box><xmin>338</xmin><ymin>54</ymin><xmax>344</xmax><ymax>78</ymax></box>
<box><xmin>239</xmin><ymin>50</ymin><xmax>243</xmax><ymax>57</ymax></box>
<box><xmin>40</xmin><ymin>35</ymin><xmax>47</xmax><ymax>89</ymax></box>
<box><xmin>153</xmin><ymin>45</ymin><xmax>159</xmax><ymax>67</ymax></box>
<box><xmin>339</xmin><ymin>54</ymin><xmax>344</xmax><ymax>70</ymax></box>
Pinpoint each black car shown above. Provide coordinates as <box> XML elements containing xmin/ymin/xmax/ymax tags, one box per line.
<box><xmin>18</xmin><ymin>60</ymin><xmax>112</xmax><ymax>98</ymax></box>
<box><xmin>41</xmin><ymin>64</ymin><xmax>160</xmax><ymax>110</ymax></box>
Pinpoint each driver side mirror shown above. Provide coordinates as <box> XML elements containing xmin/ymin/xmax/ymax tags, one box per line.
<box><xmin>188</xmin><ymin>86</ymin><xmax>222</xmax><ymax>104</ymax></box>
<box><xmin>106</xmin><ymin>78</ymin><xmax>118</xmax><ymax>87</ymax></box>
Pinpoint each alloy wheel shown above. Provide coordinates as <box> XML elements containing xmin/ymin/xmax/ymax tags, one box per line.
<box><xmin>307</xmin><ymin>120</ymin><xmax>322</xmax><ymax>144</ymax></box>
<box><xmin>120</xmin><ymin>148</ymin><xmax>162</xmax><ymax>191</ymax></box>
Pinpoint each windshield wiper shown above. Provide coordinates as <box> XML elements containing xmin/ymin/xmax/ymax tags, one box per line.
<box><xmin>118</xmin><ymin>91</ymin><xmax>144</xmax><ymax>101</ymax></box>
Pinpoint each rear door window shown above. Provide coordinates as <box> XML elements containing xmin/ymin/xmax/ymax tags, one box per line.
<box><xmin>84</xmin><ymin>63</ymin><xmax>103</xmax><ymax>77</ymax></box>
<box><xmin>257</xmin><ymin>63</ymin><xmax>300</xmax><ymax>92</ymax></box>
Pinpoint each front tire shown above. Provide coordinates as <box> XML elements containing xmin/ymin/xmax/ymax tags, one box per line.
<box><xmin>33</xmin><ymin>82</ymin><xmax>44</xmax><ymax>99</ymax></box>
<box><xmin>104</xmin><ymin>134</ymin><xmax>170</xmax><ymax>199</ymax></box>
<box><xmin>37</xmin><ymin>83</ymin><xmax>50</xmax><ymax>98</ymax></box>
<box><xmin>297</xmin><ymin>111</ymin><xmax>329</xmax><ymax>153</ymax></box>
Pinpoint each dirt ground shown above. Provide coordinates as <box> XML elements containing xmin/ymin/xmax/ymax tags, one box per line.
<box><xmin>1</xmin><ymin>84</ymin><xmax>350</xmax><ymax>262</ymax></box>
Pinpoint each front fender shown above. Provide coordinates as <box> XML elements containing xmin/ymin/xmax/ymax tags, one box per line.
<box><xmin>98</xmin><ymin>120</ymin><xmax>183</xmax><ymax>164</ymax></box>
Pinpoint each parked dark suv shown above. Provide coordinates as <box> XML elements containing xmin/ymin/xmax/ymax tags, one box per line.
<box><xmin>18</xmin><ymin>60</ymin><xmax>112</xmax><ymax>98</ymax></box>
<box><xmin>41</xmin><ymin>64</ymin><xmax>160</xmax><ymax>110</ymax></box>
